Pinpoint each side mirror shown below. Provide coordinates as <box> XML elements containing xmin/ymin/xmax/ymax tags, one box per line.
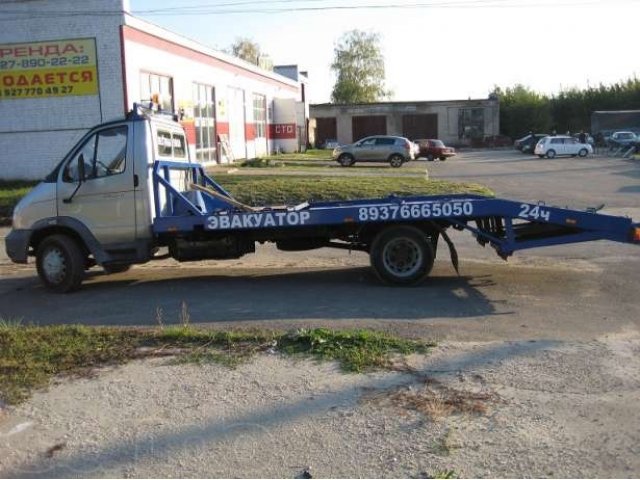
<box><xmin>63</xmin><ymin>154</ymin><xmax>86</xmax><ymax>203</ymax></box>
<box><xmin>77</xmin><ymin>154</ymin><xmax>86</xmax><ymax>183</ymax></box>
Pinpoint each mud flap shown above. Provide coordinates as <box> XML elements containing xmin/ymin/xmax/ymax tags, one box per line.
<box><xmin>429</xmin><ymin>222</ymin><xmax>459</xmax><ymax>275</ymax></box>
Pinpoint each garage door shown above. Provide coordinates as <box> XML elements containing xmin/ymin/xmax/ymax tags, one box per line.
<box><xmin>352</xmin><ymin>115</ymin><xmax>387</xmax><ymax>142</ymax></box>
<box><xmin>402</xmin><ymin>114</ymin><xmax>438</xmax><ymax>140</ymax></box>
<box><xmin>315</xmin><ymin>117</ymin><xmax>337</xmax><ymax>147</ymax></box>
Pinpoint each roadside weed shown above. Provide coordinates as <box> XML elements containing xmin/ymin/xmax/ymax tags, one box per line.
<box><xmin>432</xmin><ymin>469</ymin><xmax>458</xmax><ymax>479</ymax></box>
<box><xmin>279</xmin><ymin>328</ymin><xmax>434</xmax><ymax>372</ymax></box>
<box><xmin>0</xmin><ymin>325</ymin><xmax>433</xmax><ymax>405</ymax></box>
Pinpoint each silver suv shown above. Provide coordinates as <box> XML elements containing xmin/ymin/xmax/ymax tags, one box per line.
<box><xmin>332</xmin><ymin>135</ymin><xmax>415</xmax><ymax>168</ymax></box>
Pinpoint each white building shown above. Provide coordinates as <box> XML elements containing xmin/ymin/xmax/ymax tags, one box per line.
<box><xmin>0</xmin><ymin>0</ymin><xmax>309</xmax><ymax>179</ymax></box>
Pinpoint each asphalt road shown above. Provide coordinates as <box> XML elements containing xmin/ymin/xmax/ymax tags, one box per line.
<box><xmin>1</xmin><ymin>150</ymin><xmax>639</xmax><ymax>342</ymax></box>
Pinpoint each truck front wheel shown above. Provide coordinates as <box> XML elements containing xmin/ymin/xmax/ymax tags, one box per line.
<box><xmin>369</xmin><ymin>226</ymin><xmax>435</xmax><ymax>285</ymax></box>
<box><xmin>36</xmin><ymin>234</ymin><xmax>85</xmax><ymax>293</ymax></box>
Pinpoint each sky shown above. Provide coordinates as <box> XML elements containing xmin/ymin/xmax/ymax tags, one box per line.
<box><xmin>129</xmin><ymin>0</ymin><xmax>640</xmax><ymax>104</ymax></box>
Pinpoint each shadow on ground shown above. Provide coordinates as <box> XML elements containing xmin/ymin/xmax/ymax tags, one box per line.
<box><xmin>0</xmin><ymin>266</ymin><xmax>509</xmax><ymax>326</ymax></box>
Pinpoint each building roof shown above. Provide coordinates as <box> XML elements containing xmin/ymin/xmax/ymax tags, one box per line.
<box><xmin>311</xmin><ymin>98</ymin><xmax>498</xmax><ymax>109</ymax></box>
<box><xmin>123</xmin><ymin>13</ymin><xmax>299</xmax><ymax>90</ymax></box>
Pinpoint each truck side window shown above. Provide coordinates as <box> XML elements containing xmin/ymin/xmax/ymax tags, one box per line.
<box><xmin>157</xmin><ymin>130</ymin><xmax>186</xmax><ymax>158</ymax></box>
<box><xmin>63</xmin><ymin>136</ymin><xmax>96</xmax><ymax>182</ymax></box>
<box><xmin>63</xmin><ymin>126</ymin><xmax>127</xmax><ymax>182</ymax></box>
<box><xmin>94</xmin><ymin>126</ymin><xmax>127</xmax><ymax>178</ymax></box>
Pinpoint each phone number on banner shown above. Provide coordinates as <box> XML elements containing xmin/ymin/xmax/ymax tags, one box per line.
<box><xmin>358</xmin><ymin>201</ymin><xmax>474</xmax><ymax>221</ymax></box>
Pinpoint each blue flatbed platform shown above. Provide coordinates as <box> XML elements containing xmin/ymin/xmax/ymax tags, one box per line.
<box><xmin>152</xmin><ymin>161</ymin><xmax>639</xmax><ymax>260</ymax></box>
<box><xmin>149</xmin><ymin>159</ymin><xmax>640</xmax><ymax>286</ymax></box>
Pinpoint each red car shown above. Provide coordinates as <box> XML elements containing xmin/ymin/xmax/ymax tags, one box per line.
<box><xmin>414</xmin><ymin>139</ymin><xmax>456</xmax><ymax>161</ymax></box>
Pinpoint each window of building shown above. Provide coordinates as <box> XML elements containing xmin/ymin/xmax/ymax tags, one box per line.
<box><xmin>140</xmin><ymin>72</ymin><xmax>174</xmax><ymax>112</ymax></box>
<box><xmin>458</xmin><ymin>108</ymin><xmax>485</xmax><ymax>139</ymax></box>
<box><xmin>193</xmin><ymin>83</ymin><xmax>216</xmax><ymax>163</ymax></box>
<box><xmin>253</xmin><ymin>94</ymin><xmax>266</xmax><ymax>138</ymax></box>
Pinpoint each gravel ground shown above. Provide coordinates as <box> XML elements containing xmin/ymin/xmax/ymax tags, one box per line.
<box><xmin>1</xmin><ymin>330</ymin><xmax>639</xmax><ymax>478</ymax></box>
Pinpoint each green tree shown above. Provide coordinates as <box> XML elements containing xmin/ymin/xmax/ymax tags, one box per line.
<box><xmin>331</xmin><ymin>30</ymin><xmax>390</xmax><ymax>104</ymax></box>
<box><xmin>229</xmin><ymin>37</ymin><xmax>261</xmax><ymax>65</ymax></box>
<box><xmin>494</xmin><ymin>76</ymin><xmax>640</xmax><ymax>139</ymax></box>
<box><xmin>492</xmin><ymin>84</ymin><xmax>551</xmax><ymax>139</ymax></box>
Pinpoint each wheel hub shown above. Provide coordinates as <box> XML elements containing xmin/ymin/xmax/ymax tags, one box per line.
<box><xmin>42</xmin><ymin>248</ymin><xmax>66</xmax><ymax>284</ymax></box>
<box><xmin>382</xmin><ymin>237</ymin><xmax>422</xmax><ymax>277</ymax></box>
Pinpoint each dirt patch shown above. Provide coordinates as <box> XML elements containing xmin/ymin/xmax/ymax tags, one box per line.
<box><xmin>368</xmin><ymin>376</ymin><xmax>499</xmax><ymax>421</ymax></box>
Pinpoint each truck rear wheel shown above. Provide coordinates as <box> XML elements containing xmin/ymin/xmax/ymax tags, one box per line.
<box><xmin>36</xmin><ymin>234</ymin><xmax>85</xmax><ymax>293</ymax></box>
<box><xmin>370</xmin><ymin>226</ymin><xmax>435</xmax><ymax>285</ymax></box>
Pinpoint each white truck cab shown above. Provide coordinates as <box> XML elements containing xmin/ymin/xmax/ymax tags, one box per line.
<box><xmin>6</xmin><ymin>105</ymin><xmax>189</xmax><ymax>292</ymax></box>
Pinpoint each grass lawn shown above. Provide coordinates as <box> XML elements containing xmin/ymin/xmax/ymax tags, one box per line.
<box><xmin>0</xmin><ymin>322</ymin><xmax>433</xmax><ymax>405</ymax></box>
<box><xmin>216</xmin><ymin>175</ymin><xmax>493</xmax><ymax>206</ymax></box>
<box><xmin>257</xmin><ymin>148</ymin><xmax>333</xmax><ymax>162</ymax></box>
<box><xmin>0</xmin><ymin>180</ymin><xmax>37</xmax><ymax>220</ymax></box>
<box><xmin>240</xmin><ymin>149</ymin><xmax>332</xmax><ymax>168</ymax></box>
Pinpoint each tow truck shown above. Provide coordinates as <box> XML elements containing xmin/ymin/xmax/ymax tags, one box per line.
<box><xmin>5</xmin><ymin>105</ymin><xmax>640</xmax><ymax>292</ymax></box>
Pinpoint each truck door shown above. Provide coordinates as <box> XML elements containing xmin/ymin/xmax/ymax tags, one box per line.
<box><xmin>57</xmin><ymin>124</ymin><xmax>137</xmax><ymax>247</ymax></box>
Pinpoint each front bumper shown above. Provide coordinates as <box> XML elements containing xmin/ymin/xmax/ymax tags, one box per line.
<box><xmin>5</xmin><ymin>229</ymin><xmax>31</xmax><ymax>264</ymax></box>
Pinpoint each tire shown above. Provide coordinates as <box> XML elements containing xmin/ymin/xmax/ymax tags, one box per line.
<box><xmin>36</xmin><ymin>234</ymin><xmax>85</xmax><ymax>293</ymax></box>
<box><xmin>103</xmin><ymin>264</ymin><xmax>132</xmax><ymax>274</ymax></box>
<box><xmin>338</xmin><ymin>153</ymin><xmax>355</xmax><ymax>167</ymax></box>
<box><xmin>439</xmin><ymin>156</ymin><xmax>447</xmax><ymax>161</ymax></box>
<box><xmin>426</xmin><ymin>154</ymin><xmax>435</xmax><ymax>162</ymax></box>
<box><xmin>389</xmin><ymin>154</ymin><xmax>404</xmax><ymax>168</ymax></box>
<box><xmin>370</xmin><ymin>226</ymin><xmax>435</xmax><ymax>286</ymax></box>
<box><xmin>578</xmin><ymin>148</ymin><xmax>588</xmax><ymax>157</ymax></box>
<box><xmin>546</xmin><ymin>149</ymin><xmax>556</xmax><ymax>159</ymax></box>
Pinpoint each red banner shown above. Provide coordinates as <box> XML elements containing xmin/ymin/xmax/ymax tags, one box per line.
<box><xmin>269</xmin><ymin>123</ymin><xmax>296</xmax><ymax>139</ymax></box>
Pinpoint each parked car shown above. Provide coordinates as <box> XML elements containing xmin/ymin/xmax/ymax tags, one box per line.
<box><xmin>414</xmin><ymin>139</ymin><xmax>456</xmax><ymax>161</ymax></box>
<box><xmin>515</xmin><ymin>133</ymin><xmax>548</xmax><ymax>154</ymax></box>
<box><xmin>534</xmin><ymin>135</ymin><xmax>593</xmax><ymax>158</ymax></box>
<box><xmin>572</xmin><ymin>133</ymin><xmax>594</xmax><ymax>145</ymax></box>
<box><xmin>608</xmin><ymin>131</ymin><xmax>637</xmax><ymax>148</ymax></box>
<box><xmin>412</xmin><ymin>141</ymin><xmax>420</xmax><ymax>158</ymax></box>
<box><xmin>332</xmin><ymin>135</ymin><xmax>415</xmax><ymax>167</ymax></box>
